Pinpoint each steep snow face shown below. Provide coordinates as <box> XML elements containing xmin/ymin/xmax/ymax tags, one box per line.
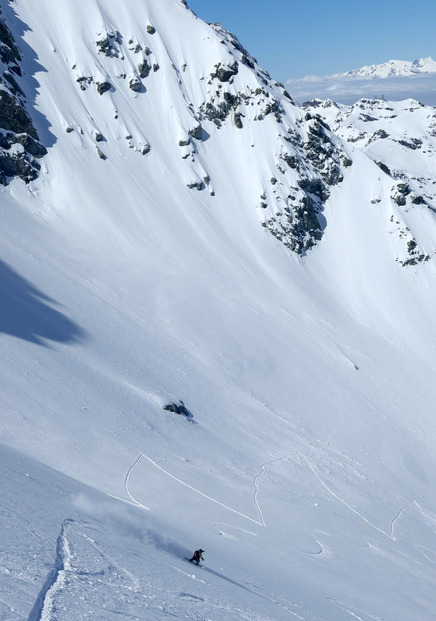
<box><xmin>2</xmin><ymin>1</ymin><xmax>436</xmax><ymax>620</ymax></box>
<box><xmin>3</xmin><ymin>0</ymin><xmax>355</xmax><ymax>254</ymax></box>
<box><xmin>305</xmin><ymin>97</ymin><xmax>436</xmax><ymax>266</ymax></box>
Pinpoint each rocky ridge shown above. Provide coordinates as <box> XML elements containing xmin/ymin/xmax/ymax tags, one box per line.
<box><xmin>1</xmin><ymin>0</ymin><xmax>354</xmax><ymax>256</ymax></box>
<box><xmin>0</xmin><ymin>9</ymin><xmax>46</xmax><ymax>185</ymax></box>
<box><xmin>303</xmin><ymin>97</ymin><xmax>436</xmax><ymax>265</ymax></box>
<box><xmin>2</xmin><ymin>0</ymin><xmax>435</xmax><ymax>267</ymax></box>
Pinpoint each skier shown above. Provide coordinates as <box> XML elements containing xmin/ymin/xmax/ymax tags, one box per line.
<box><xmin>189</xmin><ymin>549</ymin><xmax>204</xmax><ymax>565</ymax></box>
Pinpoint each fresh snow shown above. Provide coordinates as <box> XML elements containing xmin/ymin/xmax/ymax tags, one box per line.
<box><xmin>2</xmin><ymin>0</ymin><xmax>436</xmax><ymax>619</ymax></box>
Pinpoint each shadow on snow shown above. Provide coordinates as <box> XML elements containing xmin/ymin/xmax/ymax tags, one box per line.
<box><xmin>0</xmin><ymin>260</ymin><xmax>85</xmax><ymax>345</ymax></box>
<box><xmin>202</xmin><ymin>566</ymin><xmax>273</xmax><ymax>604</ymax></box>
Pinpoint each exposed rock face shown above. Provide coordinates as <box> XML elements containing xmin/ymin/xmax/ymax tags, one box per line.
<box><xmin>0</xmin><ymin>14</ymin><xmax>47</xmax><ymax>185</ymax></box>
<box><xmin>163</xmin><ymin>400</ymin><xmax>194</xmax><ymax>421</ymax></box>
<box><xmin>129</xmin><ymin>77</ymin><xmax>142</xmax><ymax>92</ymax></box>
<box><xmin>256</xmin><ymin>114</ymin><xmax>351</xmax><ymax>254</ymax></box>
<box><xmin>211</xmin><ymin>60</ymin><xmax>239</xmax><ymax>83</ymax></box>
<box><xmin>138</xmin><ymin>60</ymin><xmax>151</xmax><ymax>79</ymax></box>
<box><xmin>65</xmin><ymin>14</ymin><xmax>355</xmax><ymax>255</ymax></box>
<box><xmin>96</xmin><ymin>31</ymin><xmax>122</xmax><ymax>57</ymax></box>
<box><xmin>303</xmin><ymin>97</ymin><xmax>436</xmax><ymax>265</ymax></box>
<box><xmin>0</xmin><ymin>90</ymin><xmax>38</xmax><ymax>137</ymax></box>
<box><xmin>96</xmin><ymin>81</ymin><xmax>112</xmax><ymax>95</ymax></box>
<box><xmin>1</xmin><ymin>4</ymin><xmax>353</xmax><ymax>256</ymax></box>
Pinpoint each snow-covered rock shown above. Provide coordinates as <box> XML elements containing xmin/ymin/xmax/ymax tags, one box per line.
<box><xmin>0</xmin><ymin>9</ymin><xmax>47</xmax><ymax>183</ymax></box>
<box><xmin>335</xmin><ymin>56</ymin><xmax>436</xmax><ymax>79</ymax></box>
<box><xmin>304</xmin><ymin>97</ymin><xmax>436</xmax><ymax>265</ymax></box>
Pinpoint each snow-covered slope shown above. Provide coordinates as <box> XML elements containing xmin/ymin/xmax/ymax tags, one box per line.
<box><xmin>2</xmin><ymin>1</ymin><xmax>436</xmax><ymax>619</ymax></box>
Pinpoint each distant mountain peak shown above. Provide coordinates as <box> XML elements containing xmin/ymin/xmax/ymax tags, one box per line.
<box><xmin>286</xmin><ymin>56</ymin><xmax>436</xmax><ymax>107</ymax></box>
<box><xmin>335</xmin><ymin>56</ymin><xmax>436</xmax><ymax>79</ymax></box>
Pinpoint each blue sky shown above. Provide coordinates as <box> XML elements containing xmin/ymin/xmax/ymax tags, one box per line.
<box><xmin>187</xmin><ymin>0</ymin><xmax>436</xmax><ymax>83</ymax></box>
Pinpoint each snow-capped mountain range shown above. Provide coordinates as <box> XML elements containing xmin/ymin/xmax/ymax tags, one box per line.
<box><xmin>332</xmin><ymin>56</ymin><xmax>436</xmax><ymax>79</ymax></box>
<box><xmin>287</xmin><ymin>57</ymin><xmax>436</xmax><ymax>106</ymax></box>
<box><xmin>2</xmin><ymin>1</ymin><xmax>436</xmax><ymax>619</ymax></box>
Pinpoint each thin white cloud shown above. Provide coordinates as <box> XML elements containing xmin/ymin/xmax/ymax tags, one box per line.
<box><xmin>286</xmin><ymin>73</ymin><xmax>436</xmax><ymax>106</ymax></box>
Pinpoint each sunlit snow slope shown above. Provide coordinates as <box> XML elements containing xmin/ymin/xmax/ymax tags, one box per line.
<box><xmin>2</xmin><ymin>1</ymin><xmax>436</xmax><ymax>619</ymax></box>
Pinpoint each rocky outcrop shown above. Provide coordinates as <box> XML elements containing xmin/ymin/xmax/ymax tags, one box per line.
<box><xmin>163</xmin><ymin>400</ymin><xmax>194</xmax><ymax>421</ymax></box>
<box><xmin>129</xmin><ymin>77</ymin><xmax>142</xmax><ymax>92</ymax></box>
<box><xmin>259</xmin><ymin>116</ymin><xmax>352</xmax><ymax>254</ymax></box>
<box><xmin>304</xmin><ymin>97</ymin><xmax>436</xmax><ymax>265</ymax></box>
<box><xmin>96</xmin><ymin>81</ymin><xmax>112</xmax><ymax>95</ymax></box>
<box><xmin>138</xmin><ymin>59</ymin><xmax>151</xmax><ymax>79</ymax></box>
<box><xmin>0</xmin><ymin>14</ymin><xmax>47</xmax><ymax>185</ymax></box>
<box><xmin>65</xmin><ymin>14</ymin><xmax>355</xmax><ymax>256</ymax></box>
<box><xmin>210</xmin><ymin>60</ymin><xmax>239</xmax><ymax>83</ymax></box>
<box><xmin>96</xmin><ymin>31</ymin><xmax>122</xmax><ymax>57</ymax></box>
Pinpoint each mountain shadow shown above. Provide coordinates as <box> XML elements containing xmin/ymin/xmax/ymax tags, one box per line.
<box><xmin>0</xmin><ymin>1</ymin><xmax>56</xmax><ymax>149</ymax></box>
<box><xmin>0</xmin><ymin>260</ymin><xmax>84</xmax><ymax>345</ymax></box>
<box><xmin>202</xmin><ymin>567</ymin><xmax>273</xmax><ymax>605</ymax></box>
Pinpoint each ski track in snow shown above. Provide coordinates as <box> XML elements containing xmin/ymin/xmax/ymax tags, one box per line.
<box><xmin>328</xmin><ymin>598</ymin><xmax>382</xmax><ymax>621</ymax></box>
<box><xmin>413</xmin><ymin>500</ymin><xmax>436</xmax><ymax>535</ymax></box>
<box><xmin>161</xmin><ymin>558</ymin><xmax>307</xmax><ymax>619</ymax></box>
<box><xmin>127</xmin><ymin>449</ymin><xmax>412</xmax><ymax>542</ymax></box>
<box><xmin>127</xmin><ymin>452</ymin><xmax>265</xmax><ymax>526</ymax></box>
<box><xmin>27</xmin><ymin>518</ymin><xmax>74</xmax><ymax>621</ymax></box>
<box><xmin>302</xmin><ymin>454</ymin><xmax>419</xmax><ymax>543</ymax></box>
<box><xmin>389</xmin><ymin>501</ymin><xmax>415</xmax><ymax>539</ymax></box>
<box><xmin>125</xmin><ymin>452</ymin><xmax>296</xmax><ymax>529</ymax></box>
<box><xmin>123</xmin><ymin>453</ymin><xmax>151</xmax><ymax>511</ymax></box>
<box><xmin>27</xmin><ymin>518</ymin><xmax>146</xmax><ymax>621</ymax></box>
<box><xmin>301</xmin><ymin>454</ymin><xmax>393</xmax><ymax>538</ymax></box>
<box><xmin>213</xmin><ymin>523</ymin><xmax>258</xmax><ymax>537</ymax></box>
<box><xmin>253</xmin><ymin>453</ymin><xmax>297</xmax><ymax>527</ymax></box>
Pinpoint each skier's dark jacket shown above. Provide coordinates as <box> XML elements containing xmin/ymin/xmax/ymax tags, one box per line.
<box><xmin>192</xmin><ymin>549</ymin><xmax>204</xmax><ymax>562</ymax></box>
